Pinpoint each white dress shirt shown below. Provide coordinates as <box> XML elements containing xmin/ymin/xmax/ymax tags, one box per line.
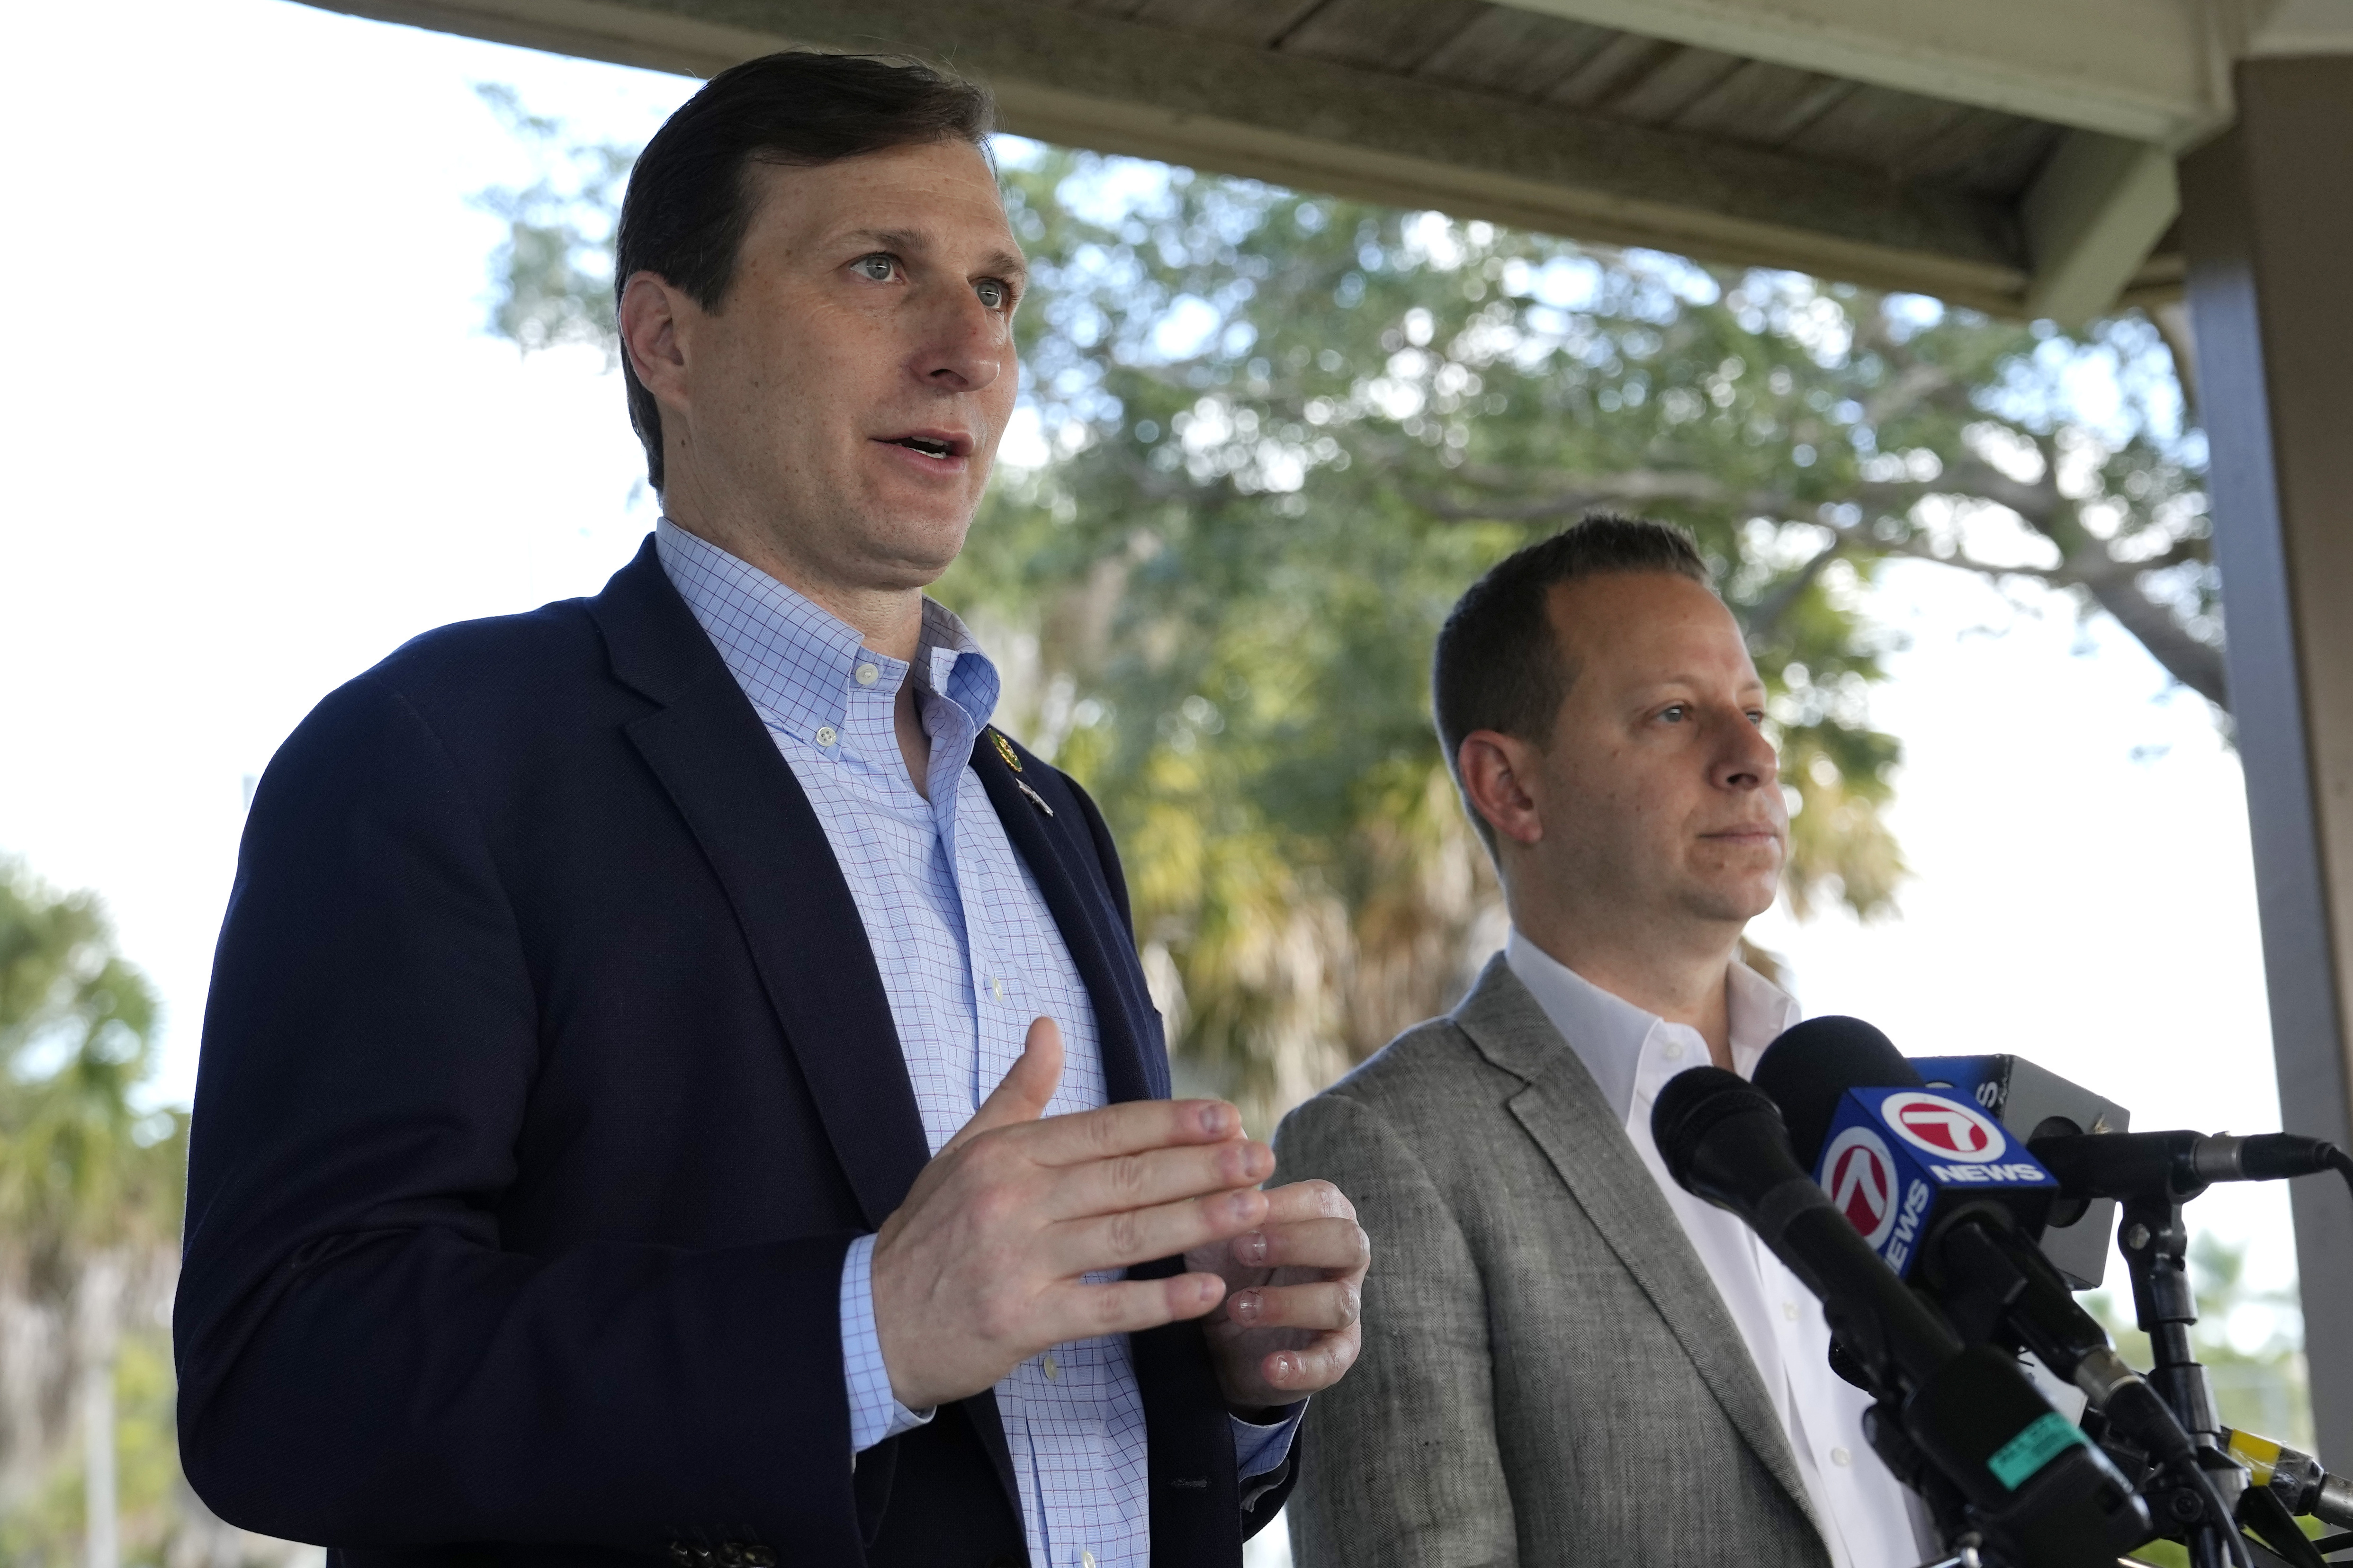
<box><xmin>1505</xmin><ymin>929</ymin><xmax>1927</xmax><ymax>1568</ymax></box>
<box><xmin>657</xmin><ymin>520</ymin><xmax>1293</xmax><ymax>1568</ymax></box>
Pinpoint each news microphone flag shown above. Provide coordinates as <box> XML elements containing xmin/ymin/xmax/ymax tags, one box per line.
<box><xmin>1815</xmin><ymin>1085</ymin><xmax>2058</xmax><ymax>1277</ymax></box>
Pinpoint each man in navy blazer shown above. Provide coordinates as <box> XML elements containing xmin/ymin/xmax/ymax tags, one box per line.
<box><xmin>174</xmin><ymin>52</ymin><xmax>1367</xmax><ymax>1568</ymax></box>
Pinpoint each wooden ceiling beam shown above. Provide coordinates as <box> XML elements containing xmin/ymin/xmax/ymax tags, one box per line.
<box><xmin>303</xmin><ymin>0</ymin><xmax>2046</xmax><ymax>312</ymax></box>
<box><xmin>1489</xmin><ymin>0</ymin><xmax>2234</xmax><ymax>150</ymax></box>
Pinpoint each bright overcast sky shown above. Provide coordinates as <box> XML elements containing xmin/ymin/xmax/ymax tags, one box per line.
<box><xmin>0</xmin><ymin>1</ymin><xmax>2299</xmax><ymax>1317</ymax></box>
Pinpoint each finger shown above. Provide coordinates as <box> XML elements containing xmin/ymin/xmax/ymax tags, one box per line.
<box><xmin>1224</xmin><ymin>1217</ymin><xmax>1370</xmax><ymax>1275</ymax></box>
<box><xmin>1012</xmin><ymin>1095</ymin><xmax>1247</xmax><ymax>1167</ymax></box>
<box><xmin>1257</xmin><ymin>1328</ymin><xmax>1361</xmax><ymax>1397</ymax></box>
<box><xmin>1222</xmin><ymin>1278</ymin><xmax>1361</xmax><ymax>1333</ymax></box>
<box><xmin>1041</xmin><ymin>1138</ymin><xmax>1275</xmax><ymax>1222</ymax></box>
<box><xmin>1251</xmin><ymin>1178</ymin><xmax>1357</xmax><ymax>1226</ymax></box>
<box><xmin>1046</xmin><ymin>1186</ymin><xmax>1271</xmax><ymax>1275</ymax></box>
<box><xmin>946</xmin><ymin>1015</ymin><xmax>1064</xmax><ymax>1153</ymax></box>
<box><xmin>1034</xmin><ymin>1272</ymin><xmax>1229</xmax><ymax>1341</ymax></box>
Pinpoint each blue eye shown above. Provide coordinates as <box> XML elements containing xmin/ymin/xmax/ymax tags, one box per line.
<box><xmin>1661</xmin><ymin>705</ymin><xmax>1688</xmax><ymax>723</ymax></box>
<box><xmin>853</xmin><ymin>255</ymin><xmax>897</xmax><ymax>282</ymax></box>
<box><xmin>976</xmin><ymin>279</ymin><xmax>1009</xmax><ymax>309</ymax></box>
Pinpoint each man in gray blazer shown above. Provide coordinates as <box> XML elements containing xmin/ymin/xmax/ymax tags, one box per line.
<box><xmin>1276</xmin><ymin>517</ymin><xmax>1925</xmax><ymax>1568</ymax></box>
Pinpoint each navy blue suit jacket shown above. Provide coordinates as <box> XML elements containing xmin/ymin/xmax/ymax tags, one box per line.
<box><xmin>175</xmin><ymin>538</ymin><xmax>1291</xmax><ymax>1566</ymax></box>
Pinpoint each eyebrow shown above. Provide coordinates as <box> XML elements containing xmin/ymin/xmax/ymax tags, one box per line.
<box><xmin>839</xmin><ymin>226</ymin><xmax>1030</xmax><ymax>286</ymax></box>
<box><xmin>1629</xmin><ymin>675</ymin><xmax>1768</xmax><ymax>698</ymax></box>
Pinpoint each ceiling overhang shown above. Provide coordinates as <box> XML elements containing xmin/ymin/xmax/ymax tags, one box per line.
<box><xmin>300</xmin><ymin>0</ymin><xmax>2343</xmax><ymax>319</ymax></box>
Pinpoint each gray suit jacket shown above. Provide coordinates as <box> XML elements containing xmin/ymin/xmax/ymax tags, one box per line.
<box><xmin>1274</xmin><ymin>955</ymin><xmax>1834</xmax><ymax>1568</ymax></box>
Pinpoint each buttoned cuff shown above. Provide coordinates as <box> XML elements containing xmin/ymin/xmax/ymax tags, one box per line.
<box><xmin>1231</xmin><ymin>1401</ymin><xmax>1306</xmax><ymax>1506</ymax></box>
<box><xmin>840</xmin><ymin>1233</ymin><xmax>934</xmax><ymax>1455</ymax></box>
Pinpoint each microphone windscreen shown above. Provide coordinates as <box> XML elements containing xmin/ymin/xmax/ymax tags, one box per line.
<box><xmin>1650</xmin><ymin>1066</ymin><xmax>1773</xmax><ymax>1190</ymax></box>
<box><xmin>1753</xmin><ymin>1016</ymin><xmax>1922</xmax><ymax>1168</ymax></box>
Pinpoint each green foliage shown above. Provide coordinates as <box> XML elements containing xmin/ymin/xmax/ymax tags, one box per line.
<box><xmin>0</xmin><ymin>860</ymin><xmax>184</xmax><ymax>1282</ymax></box>
<box><xmin>0</xmin><ymin>1331</ymin><xmax>184</xmax><ymax>1567</ymax></box>
<box><xmin>473</xmin><ymin>104</ymin><xmax>2210</xmax><ymax>1122</ymax></box>
<box><xmin>468</xmin><ymin>84</ymin><xmax>631</xmax><ymax>358</ymax></box>
<box><xmin>0</xmin><ymin>860</ymin><xmax>187</xmax><ymax>1547</ymax></box>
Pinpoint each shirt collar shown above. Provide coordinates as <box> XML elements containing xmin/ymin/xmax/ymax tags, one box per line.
<box><xmin>653</xmin><ymin>517</ymin><xmax>1000</xmax><ymax>750</ymax></box>
<box><xmin>1504</xmin><ymin>926</ymin><xmax>1802</xmax><ymax>1127</ymax></box>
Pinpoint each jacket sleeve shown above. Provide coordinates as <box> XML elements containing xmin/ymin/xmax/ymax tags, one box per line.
<box><xmin>1274</xmin><ymin>1089</ymin><xmax>1519</xmax><ymax>1568</ymax></box>
<box><xmin>174</xmin><ymin>674</ymin><xmax>864</xmax><ymax>1558</ymax></box>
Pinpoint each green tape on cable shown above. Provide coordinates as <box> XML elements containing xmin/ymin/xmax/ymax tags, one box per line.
<box><xmin>1989</xmin><ymin>1411</ymin><xmax>2089</xmax><ymax>1490</ymax></box>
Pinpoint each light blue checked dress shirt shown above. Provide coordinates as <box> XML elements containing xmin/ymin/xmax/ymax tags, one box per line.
<box><xmin>656</xmin><ymin>520</ymin><xmax>1297</xmax><ymax>1568</ymax></box>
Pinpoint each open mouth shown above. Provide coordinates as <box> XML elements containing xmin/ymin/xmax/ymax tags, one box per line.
<box><xmin>881</xmin><ymin>434</ymin><xmax>964</xmax><ymax>460</ymax></box>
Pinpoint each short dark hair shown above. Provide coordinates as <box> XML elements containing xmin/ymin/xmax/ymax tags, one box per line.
<box><xmin>1432</xmin><ymin>516</ymin><xmax>1714</xmax><ymax>850</ymax></box>
<box><xmin>614</xmin><ymin>52</ymin><xmax>997</xmax><ymax>490</ymax></box>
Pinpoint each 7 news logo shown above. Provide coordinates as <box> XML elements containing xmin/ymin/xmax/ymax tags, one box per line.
<box><xmin>1812</xmin><ymin>1088</ymin><xmax>2056</xmax><ymax>1273</ymax></box>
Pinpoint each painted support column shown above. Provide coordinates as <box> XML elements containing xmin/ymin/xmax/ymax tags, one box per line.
<box><xmin>2180</xmin><ymin>54</ymin><xmax>2353</xmax><ymax>1469</ymax></box>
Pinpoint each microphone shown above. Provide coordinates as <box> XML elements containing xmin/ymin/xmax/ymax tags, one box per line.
<box><xmin>2029</xmin><ymin>1129</ymin><xmax>2352</xmax><ymax>1202</ymax></box>
<box><xmin>1754</xmin><ymin>1020</ymin><xmax>2057</xmax><ymax>1291</ymax></box>
<box><xmin>1753</xmin><ymin>1021</ymin><xmax>2231</xmax><ymax>1560</ymax></box>
<box><xmin>1914</xmin><ymin>1053</ymin><xmax>2131</xmax><ymax>1289</ymax></box>
<box><xmin>1651</xmin><ymin>1068</ymin><xmax>2150</xmax><ymax>1568</ymax></box>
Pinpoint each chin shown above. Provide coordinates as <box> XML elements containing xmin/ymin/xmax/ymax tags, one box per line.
<box><xmin>1684</xmin><ymin>874</ymin><xmax>1782</xmax><ymax>925</ymax></box>
<box><xmin>862</xmin><ymin>511</ymin><xmax>976</xmax><ymax>585</ymax></box>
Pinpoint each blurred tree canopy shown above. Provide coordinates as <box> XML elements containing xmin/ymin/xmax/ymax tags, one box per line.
<box><xmin>0</xmin><ymin>866</ymin><xmax>180</xmax><ymax>1272</ymax></box>
<box><xmin>0</xmin><ymin>860</ymin><xmax>186</xmax><ymax>1545</ymax></box>
<box><xmin>476</xmin><ymin>94</ymin><xmax>2209</xmax><ymax>1124</ymax></box>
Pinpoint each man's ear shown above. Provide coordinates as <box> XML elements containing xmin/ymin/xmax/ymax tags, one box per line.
<box><xmin>618</xmin><ymin>271</ymin><xmax>691</xmax><ymax>410</ymax></box>
<box><xmin>1456</xmin><ymin>731</ymin><xmax>1545</xmax><ymax>848</ymax></box>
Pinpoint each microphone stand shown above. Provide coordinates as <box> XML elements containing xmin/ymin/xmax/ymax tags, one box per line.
<box><xmin>2118</xmin><ymin>1190</ymin><xmax>2249</xmax><ymax>1568</ymax></box>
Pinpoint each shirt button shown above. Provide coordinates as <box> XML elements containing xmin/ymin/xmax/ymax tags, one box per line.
<box><xmin>814</xmin><ymin>725</ymin><xmax>839</xmax><ymax>748</ymax></box>
<box><xmin>855</xmin><ymin>663</ymin><xmax>880</xmax><ymax>686</ymax></box>
<box><xmin>1081</xmin><ymin>1553</ymin><xmax>1096</xmax><ymax>1568</ymax></box>
<box><xmin>1782</xmin><ymin>1300</ymin><xmax>1799</xmax><ymax>1322</ymax></box>
<box><xmin>1662</xmin><ymin>1039</ymin><xmax>1685</xmax><ymax>1061</ymax></box>
<box><xmin>993</xmin><ymin>977</ymin><xmax>1006</xmax><ymax>1000</ymax></box>
<box><xmin>1831</xmin><ymin>1446</ymin><xmax>1852</xmax><ymax>1467</ymax></box>
<box><xmin>1043</xmin><ymin>1354</ymin><xmax>1060</xmax><ymax>1381</ymax></box>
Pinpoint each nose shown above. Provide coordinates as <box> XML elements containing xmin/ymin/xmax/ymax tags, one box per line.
<box><xmin>917</xmin><ymin>282</ymin><xmax>1008</xmax><ymax>396</ymax></box>
<box><xmin>1711</xmin><ymin>705</ymin><xmax>1779</xmax><ymax>793</ymax></box>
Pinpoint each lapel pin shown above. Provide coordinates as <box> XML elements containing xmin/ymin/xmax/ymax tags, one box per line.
<box><xmin>1016</xmin><ymin>779</ymin><xmax>1055</xmax><ymax>817</ymax></box>
<box><xmin>991</xmin><ymin>730</ymin><xmax>1024</xmax><ymax>772</ymax></box>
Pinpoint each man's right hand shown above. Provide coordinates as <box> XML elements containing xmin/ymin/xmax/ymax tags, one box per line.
<box><xmin>870</xmin><ymin>1015</ymin><xmax>1273</xmax><ymax>1412</ymax></box>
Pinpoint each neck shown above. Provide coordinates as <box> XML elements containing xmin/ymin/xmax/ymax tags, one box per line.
<box><xmin>662</xmin><ymin>495</ymin><xmax>925</xmax><ymax>663</ymax></box>
<box><xmin>1510</xmin><ymin>890</ymin><xmax>1743</xmax><ymax>1064</ymax></box>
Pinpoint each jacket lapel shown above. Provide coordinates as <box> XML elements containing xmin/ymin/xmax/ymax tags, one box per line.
<box><xmin>971</xmin><ymin>732</ymin><xmax>1238</xmax><ymax>1565</ymax></box>
<box><xmin>591</xmin><ymin>547</ymin><xmax>1050</xmax><ymax>1538</ymax></box>
<box><xmin>1453</xmin><ymin>957</ymin><xmax>1825</xmax><ymax>1540</ymax></box>
<box><xmin>967</xmin><ymin>730</ymin><xmax>1159</xmax><ymax>1107</ymax></box>
<box><xmin>587</xmin><ymin>538</ymin><xmax>933</xmax><ymax>1230</ymax></box>
<box><xmin>594</xmin><ymin>545</ymin><xmax>1213</xmax><ymax>1552</ymax></box>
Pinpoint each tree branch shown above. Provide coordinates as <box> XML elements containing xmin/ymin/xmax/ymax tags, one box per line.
<box><xmin>1863</xmin><ymin>361</ymin><xmax>1957</xmax><ymax>430</ymax></box>
<box><xmin>1745</xmin><ymin>540</ymin><xmax>1844</xmax><ymax>645</ymax></box>
<box><xmin>1409</xmin><ymin>455</ymin><xmax>2227</xmax><ymax>709</ymax></box>
<box><xmin>1418</xmin><ymin>466</ymin><xmax>1741</xmax><ymax>522</ymax></box>
<box><xmin>2063</xmin><ymin>554</ymin><xmax>2229</xmax><ymax>707</ymax></box>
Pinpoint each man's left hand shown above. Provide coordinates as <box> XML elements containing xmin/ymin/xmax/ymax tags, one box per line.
<box><xmin>1185</xmin><ymin>1178</ymin><xmax>1369</xmax><ymax>1416</ymax></box>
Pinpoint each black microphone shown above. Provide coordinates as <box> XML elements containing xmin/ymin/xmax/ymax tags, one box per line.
<box><xmin>1752</xmin><ymin>1021</ymin><xmax>2224</xmax><ymax>1553</ymax></box>
<box><xmin>1652</xmin><ymin>1068</ymin><xmax>2150</xmax><ymax>1568</ymax></box>
<box><xmin>1652</xmin><ymin>1067</ymin><xmax>1956</xmax><ymax>1389</ymax></box>
<box><xmin>1757</xmin><ymin>1022</ymin><xmax>2082</xmax><ymax>1363</ymax></box>
<box><xmin>2030</xmin><ymin>1130</ymin><xmax>2352</xmax><ymax>1202</ymax></box>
